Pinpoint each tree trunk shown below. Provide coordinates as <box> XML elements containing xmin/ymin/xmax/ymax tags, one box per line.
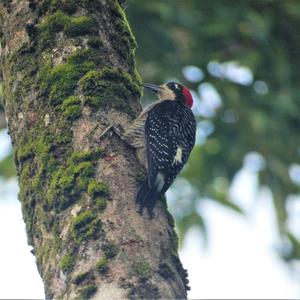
<box><xmin>0</xmin><ymin>1</ymin><xmax>188</xmax><ymax>298</ymax></box>
<box><xmin>0</xmin><ymin>109</ymin><xmax>6</xmax><ymax>129</ymax></box>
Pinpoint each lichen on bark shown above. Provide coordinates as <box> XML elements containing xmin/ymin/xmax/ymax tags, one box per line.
<box><xmin>0</xmin><ymin>0</ymin><xmax>189</xmax><ymax>299</ymax></box>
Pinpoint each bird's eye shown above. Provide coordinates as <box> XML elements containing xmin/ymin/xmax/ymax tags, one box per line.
<box><xmin>167</xmin><ymin>82</ymin><xmax>181</xmax><ymax>90</ymax></box>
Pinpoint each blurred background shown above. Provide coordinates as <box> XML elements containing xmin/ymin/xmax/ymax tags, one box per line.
<box><xmin>0</xmin><ymin>0</ymin><xmax>300</xmax><ymax>298</ymax></box>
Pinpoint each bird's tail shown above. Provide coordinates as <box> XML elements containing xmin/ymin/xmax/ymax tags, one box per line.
<box><xmin>136</xmin><ymin>179</ymin><xmax>161</xmax><ymax>218</ymax></box>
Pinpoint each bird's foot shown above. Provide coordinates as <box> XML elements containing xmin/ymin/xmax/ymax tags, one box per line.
<box><xmin>99</xmin><ymin>124</ymin><xmax>124</xmax><ymax>140</ymax></box>
<box><xmin>136</xmin><ymin>202</ymin><xmax>155</xmax><ymax>220</ymax></box>
<box><xmin>136</xmin><ymin>203</ymin><xmax>155</xmax><ymax>220</ymax></box>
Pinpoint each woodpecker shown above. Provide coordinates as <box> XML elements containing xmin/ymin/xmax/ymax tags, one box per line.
<box><xmin>124</xmin><ymin>82</ymin><xmax>196</xmax><ymax>217</ymax></box>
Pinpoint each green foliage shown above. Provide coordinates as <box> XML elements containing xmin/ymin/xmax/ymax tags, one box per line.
<box><xmin>126</xmin><ymin>0</ymin><xmax>300</xmax><ymax>261</ymax></box>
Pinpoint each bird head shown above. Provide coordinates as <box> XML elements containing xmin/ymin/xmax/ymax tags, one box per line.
<box><xmin>143</xmin><ymin>82</ymin><xmax>193</xmax><ymax>108</ymax></box>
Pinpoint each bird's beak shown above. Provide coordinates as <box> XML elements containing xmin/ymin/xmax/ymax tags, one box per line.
<box><xmin>142</xmin><ymin>83</ymin><xmax>162</xmax><ymax>93</ymax></box>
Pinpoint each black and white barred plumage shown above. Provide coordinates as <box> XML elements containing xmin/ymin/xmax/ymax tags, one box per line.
<box><xmin>124</xmin><ymin>82</ymin><xmax>196</xmax><ymax>217</ymax></box>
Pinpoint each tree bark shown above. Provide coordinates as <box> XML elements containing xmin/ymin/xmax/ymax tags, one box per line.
<box><xmin>0</xmin><ymin>110</ymin><xmax>6</xmax><ymax>129</ymax></box>
<box><xmin>0</xmin><ymin>86</ymin><xmax>6</xmax><ymax>129</ymax></box>
<box><xmin>0</xmin><ymin>1</ymin><xmax>189</xmax><ymax>299</ymax></box>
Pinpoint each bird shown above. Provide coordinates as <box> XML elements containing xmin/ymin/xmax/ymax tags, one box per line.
<box><xmin>123</xmin><ymin>82</ymin><xmax>196</xmax><ymax>217</ymax></box>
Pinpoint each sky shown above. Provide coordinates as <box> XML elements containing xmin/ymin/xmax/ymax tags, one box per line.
<box><xmin>0</xmin><ymin>183</ymin><xmax>45</xmax><ymax>299</ymax></box>
<box><xmin>180</xmin><ymin>171</ymin><xmax>300</xmax><ymax>299</ymax></box>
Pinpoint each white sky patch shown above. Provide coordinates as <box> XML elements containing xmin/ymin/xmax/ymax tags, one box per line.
<box><xmin>230</xmin><ymin>167</ymin><xmax>260</xmax><ymax>217</ymax></box>
<box><xmin>0</xmin><ymin>129</ymin><xmax>12</xmax><ymax>160</ymax></box>
<box><xmin>243</xmin><ymin>151</ymin><xmax>265</xmax><ymax>172</ymax></box>
<box><xmin>222</xmin><ymin>61</ymin><xmax>253</xmax><ymax>85</ymax></box>
<box><xmin>207</xmin><ymin>60</ymin><xmax>253</xmax><ymax>85</ymax></box>
<box><xmin>254</xmin><ymin>80</ymin><xmax>269</xmax><ymax>95</ymax></box>
<box><xmin>182</xmin><ymin>65</ymin><xmax>204</xmax><ymax>83</ymax></box>
<box><xmin>190</xmin><ymin>90</ymin><xmax>202</xmax><ymax>117</ymax></box>
<box><xmin>230</xmin><ymin>152</ymin><xmax>266</xmax><ymax>213</ymax></box>
<box><xmin>207</xmin><ymin>61</ymin><xmax>223</xmax><ymax>77</ymax></box>
<box><xmin>173</xmin><ymin>156</ymin><xmax>300</xmax><ymax>298</ymax></box>
<box><xmin>195</xmin><ymin>120</ymin><xmax>215</xmax><ymax>145</ymax></box>
<box><xmin>0</xmin><ymin>180</ymin><xmax>45</xmax><ymax>299</ymax></box>
<box><xmin>289</xmin><ymin>164</ymin><xmax>300</xmax><ymax>186</ymax></box>
<box><xmin>179</xmin><ymin>174</ymin><xmax>300</xmax><ymax>299</ymax></box>
<box><xmin>197</xmin><ymin>82</ymin><xmax>222</xmax><ymax>118</ymax></box>
<box><xmin>0</xmin><ymin>177</ymin><xmax>19</xmax><ymax>199</ymax></box>
<box><xmin>286</xmin><ymin>195</ymin><xmax>300</xmax><ymax>239</ymax></box>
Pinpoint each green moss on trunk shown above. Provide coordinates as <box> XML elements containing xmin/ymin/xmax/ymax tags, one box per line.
<box><xmin>133</xmin><ymin>262</ymin><xmax>151</xmax><ymax>281</ymax></box>
<box><xmin>78</xmin><ymin>284</ymin><xmax>97</xmax><ymax>298</ymax></box>
<box><xmin>102</xmin><ymin>242</ymin><xmax>119</xmax><ymax>259</ymax></box>
<box><xmin>96</xmin><ymin>258</ymin><xmax>109</xmax><ymax>274</ymax></box>
<box><xmin>71</xmin><ymin>211</ymin><xmax>102</xmax><ymax>243</ymax></box>
<box><xmin>60</xmin><ymin>254</ymin><xmax>75</xmax><ymax>274</ymax></box>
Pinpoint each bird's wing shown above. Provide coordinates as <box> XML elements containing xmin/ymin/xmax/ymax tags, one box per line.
<box><xmin>145</xmin><ymin>100</ymin><xmax>196</xmax><ymax>192</ymax></box>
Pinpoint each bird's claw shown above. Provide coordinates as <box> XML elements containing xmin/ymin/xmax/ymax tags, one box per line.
<box><xmin>99</xmin><ymin>125</ymin><xmax>123</xmax><ymax>140</ymax></box>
